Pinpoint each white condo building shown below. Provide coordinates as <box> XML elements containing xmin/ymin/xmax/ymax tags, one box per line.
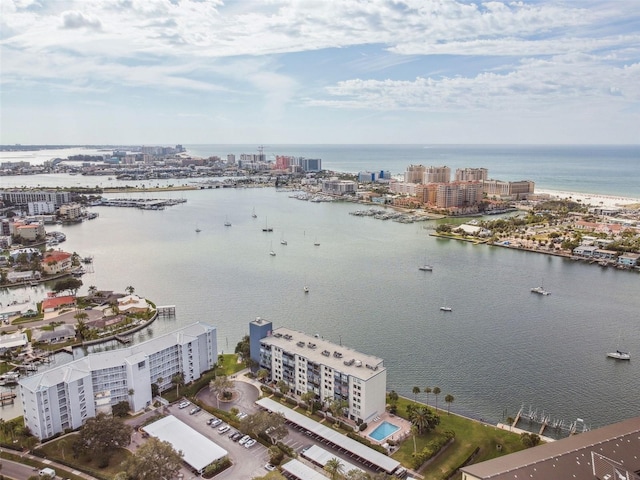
<box><xmin>19</xmin><ymin>322</ymin><xmax>217</xmax><ymax>440</ymax></box>
<box><xmin>250</xmin><ymin>319</ymin><xmax>386</xmax><ymax>424</ymax></box>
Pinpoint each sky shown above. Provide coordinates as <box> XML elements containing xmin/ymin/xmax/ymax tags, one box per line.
<box><xmin>1</xmin><ymin>0</ymin><xmax>639</xmax><ymax>145</ymax></box>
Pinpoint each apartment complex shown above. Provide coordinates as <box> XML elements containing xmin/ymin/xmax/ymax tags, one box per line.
<box><xmin>322</xmin><ymin>179</ymin><xmax>357</xmax><ymax>195</ymax></box>
<box><xmin>423</xmin><ymin>165</ymin><xmax>451</xmax><ymax>184</ymax></box>
<box><xmin>483</xmin><ymin>179</ymin><xmax>535</xmax><ymax>199</ymax></box>
<box><xmin>250</xmin><ymin>318</ymin><xmax>386</xmax><ymax>424</ymax></box>
<box><xmin>0</xmin><ymin>190</ymin><xmax>71</xmax><ymax>208</ymax></box>
<box><xmin>19</xmin><ymin>322</ymin><xmax>217</xmax><ymax>440</ymax></box>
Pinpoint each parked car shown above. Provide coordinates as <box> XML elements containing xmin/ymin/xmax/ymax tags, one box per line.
<box><xmin>236</xmin><ymin>411</ymin><xmax>248</xmax><ymax>420</ymax></box>
<box><xmin>230</xmin><ymin>432</ymin><xmax>244</xmax><ymax>441</ymax></box>
<box><xmin>265</xmin><ymin>464</ymin><xmax>276</xmax><ymax>471</ymax></box>
<box><xmin>206</xmin><ymin>417</ymin><xmax>216</xmax><ymax>425</ymax></box>
<box><xmin>218</xmin><ymin>425</ymin><xmax>230</xmax><ymax>434</ymax></box>
<box><xmin>178</xmin><ymin>401</ymin><xmax>190</xmax><ymax>409</ymax></box>
<box><xmin>244</xmin><ymin>438</ymin><xmax>257</xmax><ymax>448</ymax></box>
<box><xmin>210</xmin><ymin>419</ymin><xmax>222</xmax><ymax>427</ymax></box>
<box><xmin>238</xmin><ymin>435</ymin><xmax>251</xmax><ymax>445</ymax></box>
<box><xmin>189</xmin><ymin>407</ymin><xmax>201</xmax><ymax>415</ymax></box>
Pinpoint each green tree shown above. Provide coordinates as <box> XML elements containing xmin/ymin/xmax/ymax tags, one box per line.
<box><xmin>87</xmin><ymin>285</ymin><xmax>98</xmax><ymax>297</ymax></box>
<box><xmin>276</xmin><ymin>380</ymin><xmax>289</xmax><ymax>395</ymax></box>
<box><xmin>324</xmin><ymin>457</ymin><xmax>344</xmax><ymax>480</ymax></box>
<box><xmin>412</xmin><ymin>386</ymin><xmax>420</xmax><ymax>402</ymax></box>
<box><xmin>74</xmin><ymin>412</ymin><xmax>132</xmax><ymax>464</ymax></box>
<box><xmin>301</xmin><ymin>391</ymin><xmax>316</xmax><ymax>412</ymax></box>
<box><xmin>445</xmin><ymin>394</ymin><xmax>454</xmax><ymax>415</ymax></box>
<box><xmin>520</xmin><ymin>432</ymin><xmax>541</xmax><ymax>448</ymax></box>
<box><xmin>112</xmin><ymin>400</ymin><xmax>130</xmax><ymax>417</ymax></box>
<box><xmin>424</xmin><ymin>386</ymin><xmax>432</xmax><ymax>406</ymax></box>
<box><xmin>408</xmin><ymin>405</ymin><xmax>440</xmax><ymax>434</ymax></box>
<box><xmin>209</xmin><ymin>375</ymin><xmax>234</xmax><ymax>408</ymax></box>
<box><xmin>52</xmin><ymin>277</ymin><xmax>83</xmax><ymax>295</ymax></box>
<box><xmin>257</xmin><ymin>368</ymin><xmax>269</xmax><ymax>383</ymax></box>
<box><xmin>235</xmin><ymin>335</ymin><xmax>250</xmax><ymax>361</ymax></box>
<box><xmin>432</xmin><ymin>386</ymin><xmax>441</xmax><ymax>411</ymax></box>
<box><xmin>123</xmin><ymin>437</ymin><xmax>183</xmax><ymax>480</ymax></box>
<box><xmin>172</xmin><ymin>372</ymin><xmax>185</xmax><ymax>397</ymax></box>
<box><xmin>125</xmin><ymin>285</ymin><xmax>135</xmax><ymax>295</ymax></box>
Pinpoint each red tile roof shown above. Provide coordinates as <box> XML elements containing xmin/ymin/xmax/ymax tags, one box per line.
<box><xmin>41</xmin><ymin>295</ymin><xmax>76</xmax><ymax>310</ymax></box>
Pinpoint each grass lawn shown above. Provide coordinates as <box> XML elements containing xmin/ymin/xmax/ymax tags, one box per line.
<box><xmin>216</xmin><ymin>353</ymin><xmax>246</xmax><ymax>376</ymax></box>
<box><xmin>37</xmin><ymin>433</ymin><xmax>132</xmax><ymax>480</ymax></box>
<box><xmin>390</xmin><ymin>397</ymin><xmax>526</xmax><ymax>480</ymax></box>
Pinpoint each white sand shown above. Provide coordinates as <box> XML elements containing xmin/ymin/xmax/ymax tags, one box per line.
<box><xmin>535</xmin><ymin>189</ymin><xmax>640</xmax><ymax>208</ymax></box>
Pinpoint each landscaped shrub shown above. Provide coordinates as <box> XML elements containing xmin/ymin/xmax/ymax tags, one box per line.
<box><xmin>410</xmin><ymin>430</ymin><xmax>455</xmax><ymax>470</ymax></box>
<box><xmin>346</xmin><ymin>432</ymin><xmax>387</xmax><ymax>453</ymax></box>
<box><xmin>202</xmin><ymin>457</ymin><xmax>232</xmax><ymax>478</ymax></box>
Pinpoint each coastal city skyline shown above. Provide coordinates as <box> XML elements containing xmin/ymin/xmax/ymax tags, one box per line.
<box><xmin>2</xmin><ymin>1</ymin><xmax>640</xmax><ymax>146</ymax></box>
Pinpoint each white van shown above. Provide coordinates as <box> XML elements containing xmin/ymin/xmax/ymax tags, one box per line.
<box><xmin>39</xmin><ymin>467</ymin><xmax>56</xmax><ymax>478</ymax></box>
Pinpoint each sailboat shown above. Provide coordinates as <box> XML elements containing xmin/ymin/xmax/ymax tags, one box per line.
<box><xmin>418</xmin><ymin>251</ymin><xmax>433</xmax><ymax>271</ymax></box>
<box><xmin>252</xmin><ymin>207</ymin><xmax>257</xmax><ymax>219</ymax></box>
<box><xmin>280</xmin><ymin>233</ymin><xmax>287</xmax><ymax>245</ymax></box>
<box><xmin>314</xmin><ymin>237</ymin><xmax>320</xmax><ymax>246</ymax></box>
<box><xmin>303</xmin><ymin>285</ymin><xmax>309</xmax><ymax>293</ymax></box>
<box><xmin>224</xmin><ymin>216</ymin><xmax>231</xmax><ymax>227</ymax></box>
<box><xmin>440</xmin><ymin>298</ymin><xmax>452</xmax><ymax>311</ymax></box>
<box><xmin>195</xmin><ymin>225</ymin><xmax>201</xmax><ymax>233</ymax></box>
<box><xmin>607</xmin><ymin>333</ymin><xmax>630</xmax><ymax>360</ymax></box>
<box><xmin>269</xmin><ymin>241</ymin><xmax>276</xmax><ymax>256</ymax></box>
<box><xmin>262</xmin><ymin>217</ymin><xmax>273</xmax><ymax>232</ymax></box>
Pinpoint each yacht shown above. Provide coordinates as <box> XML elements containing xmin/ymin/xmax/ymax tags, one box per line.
<box><xmin>419</xmin><ymin>264</ymin><xmax>433</xmax><ymax>272</ymax></box>
<box><xmin>303</xmin><ymin>286</ymin><xmax>309</xmax><ymax>293</ymax></box>
<box><xmin>440</xmin><ymin>306</ymin><xmax>452</xmax><ymax>312</ymax></box>
<box><xmin>224</xmin><ymin>216</ymin><xmax>232</xmax><ymax>227</ymax></box>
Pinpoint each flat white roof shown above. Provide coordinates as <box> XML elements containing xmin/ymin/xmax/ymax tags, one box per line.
<box><xmin>256</xmin><ymin>397</ymin><xmax>400</xmax><ymax>473</ymax></box>
<box><xmin>261</xmin><ymin>327</ymin><xmax>385</xmax><ymax>381</ymax></box>
<box><xmin>303</xmin><ymin>444</ymin><xmax>364</xmax><ymax>474</ymax></box>
<box><xmin>143</xmin><ymin>415</ymin><xmax>227</xmax><ymax>473</ymax></box>
<box><xmin>281</xmin><ymin>459</ymin><xmax>329</xmax><ymax>480</ymax></box>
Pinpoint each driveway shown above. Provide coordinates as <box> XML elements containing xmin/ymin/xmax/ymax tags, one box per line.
<box><xmin>196</xmin><ymin>375</ymin><xmax>261</xmax><ymax>416</ymax></box>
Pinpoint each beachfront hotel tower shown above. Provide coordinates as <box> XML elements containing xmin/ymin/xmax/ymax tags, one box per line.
<box><xmin>249</xmin><ymin>318</ymin><xmax>387</xmax><ymax>424</ymax></box>
<box><xmin>19</xmin><ymin>322</ymin><xmax>217</xmax><ymax>440</ymax></box>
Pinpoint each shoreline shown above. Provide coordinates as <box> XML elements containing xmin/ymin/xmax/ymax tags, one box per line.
<box><xmin>535</xmin><ymin>188</ymin><xmax>640</xmax><ymax>208</ymax></box>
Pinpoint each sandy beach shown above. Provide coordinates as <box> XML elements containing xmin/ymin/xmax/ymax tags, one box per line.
<box><xmin>535</xmin><ymin>189</ymin><xmax>640</xmax><ymax>209</ymax></box>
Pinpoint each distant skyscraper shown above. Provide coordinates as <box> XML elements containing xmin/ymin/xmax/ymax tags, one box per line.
<box><xmin>423</xmin><ymin>166</ymin><xmax>451</xmax><ymax>183</ymax></box>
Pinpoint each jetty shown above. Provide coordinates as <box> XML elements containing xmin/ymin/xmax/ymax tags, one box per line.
<box><xmin>157</xmin><ymin>305</ymin><xmax>176</xmax><ymax>316</ymax></box>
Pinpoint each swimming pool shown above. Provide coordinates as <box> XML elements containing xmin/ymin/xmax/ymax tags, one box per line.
<box><xmin>368</xmin><ymin>421</ymin><xmax>400</xmax><ymax>441</ymax></box>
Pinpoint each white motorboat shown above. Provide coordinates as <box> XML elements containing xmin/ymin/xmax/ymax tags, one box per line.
<box><xmin>440</xmin><ymin>306</ymin><xmax>452</xmax><ymax>312</ymax></box>
<box><xmin>607</xmin><ymin>350</ymin><xmax>630</xmax><ymax>361</ymax></box>
<box><xmin>531</xmin><ymin>286</ymin><xmax>550</xmax><ymax>296</ymax></box>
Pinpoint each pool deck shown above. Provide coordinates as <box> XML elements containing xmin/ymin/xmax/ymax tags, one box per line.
<box><xmin>361</xmin><ymin>411</ymin><xmax>413</xmax><ymax>445</ymax></box>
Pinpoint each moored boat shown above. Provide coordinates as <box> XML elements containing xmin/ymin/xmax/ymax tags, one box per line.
<box><xmin>607</xmin><ymin>350</ymin><xmax>630</xmax><ymax>361</ymax></box>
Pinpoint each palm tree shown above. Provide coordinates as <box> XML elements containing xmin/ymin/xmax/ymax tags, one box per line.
<box><xmin>412</xmin><ymin>386</ymin><xmax>420</xmax><ymax>402</ymax></box>
<box><xmin>171</xmin><ymin>372</ymin><xmax>185</xmax><ymax>397</ymax></box>
<box><xmin>409</xmin><ymin>406</ymin><xmax>440</xmax><ymax>434</ymax></box>
<box><xmin>125</xmin><ymin>285</ymin><xmax>135</xmax><ymax>295</ymax></box>
<box><xmin>445</xmin><ymin>394</ymin><xmax>454</xmax><ymax>415</ymax></box>
<box><xmin>209</xmin><ymin>375</ymin><xmax>234</xmax><ymax>408</ymax></box>
<box><xmin>324</xmin><ymin>457</ymin><xmax>344</xmax><ymax>480</ymax></box>
<box><xmin>433</xmin><ymin>386</ymin><xmax>441</xmax><ymax>411</ymax></box>
<box><xmin>88</xmin><ymin>285</ymin><xmax>97</xmax><ymax>297</ymax></box>
<box><xmin>410</xmin><ymin>424</ymin><xmax>418</xmax><ymax>454</ymax></box>
<box><xmin>424</xmin><ymin>386</ymin><xmax>432</xmax><ymax>406</ymax></box>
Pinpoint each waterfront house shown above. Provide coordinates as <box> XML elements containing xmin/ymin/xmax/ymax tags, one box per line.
<box><xmin>32</xmin><ymin>325</ymin><xmax>76</xmax><ymax>344</ymax></box>
<box><xmin>617</xmin><ymin>252</ymin><xmax>640</xmax><ymax>267</ymax></box>
<box><xmin>573</xmin><ymin>245</ymin><xmax>598</xmax><ymax>258</ymax></box>
<box><xmin>0</xmin><ymin>332</ymin><xmax>28</xmax><ymax>353</ymax></box>
<box><xmin>41</xmin><ymin>251</ymin><xmax>73</xmax><ymax>275</ymax></box>
<box><xmin>41</xmin><ymin>295</ymin><xmax>76</xmax><ymax>313</ymax></box>
<box><xmin>117</xmin><ymin>294</ymin><xmax>149</xmax><ymax>314</ymax></box>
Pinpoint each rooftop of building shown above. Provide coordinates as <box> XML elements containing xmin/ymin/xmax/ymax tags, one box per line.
<box><xmin>460</xmin><ymin>416</ymin><xmax>640</xmax><ymax>480</ymax></box>
<box><xmin>259</xmin><ymin>325</ymin><xmax>385</xmax><ymax>380</ymax></box>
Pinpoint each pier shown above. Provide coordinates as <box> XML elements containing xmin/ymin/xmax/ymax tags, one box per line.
<box><xmin>115</xmin><ymin>334</ymin><xmax>132</xmax><ymax>344</ymax></box>
<box><xmin>513</xmin><ymin>405</ymin><xmax>590</xmax><ymax>438</ymax></box>
<box><xmin>157</xmin><ymin>305</ymin><xmax>176</xmax><ymax>316</ymax></box>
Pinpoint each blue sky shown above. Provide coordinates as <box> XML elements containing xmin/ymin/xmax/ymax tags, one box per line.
<box><xmin>1</xmin><ymin>0</ymin><xmax>639</xmax><ymax>145</ymax></box>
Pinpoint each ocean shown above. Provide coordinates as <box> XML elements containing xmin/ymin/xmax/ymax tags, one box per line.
<box><xmin>0</xmin><ymin>145</ymin><xmax>639</xmax><ymax>431</ymax></box>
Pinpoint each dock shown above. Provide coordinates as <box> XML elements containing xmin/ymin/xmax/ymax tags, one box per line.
<box><xmin>157</xmin><ymin>305</ymin><xmax>176</xmax><ymax>316</ymax></box>
<box><xmin>115</xmin><ymin>334</ymin><xmax>132</xmax><ymax>344</ymax></box>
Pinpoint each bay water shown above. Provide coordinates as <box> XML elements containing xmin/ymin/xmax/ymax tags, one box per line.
<box><xmin>1</xmin><ymin>145</ymin><xmax>639</xmax><ymax>431</ymax></box>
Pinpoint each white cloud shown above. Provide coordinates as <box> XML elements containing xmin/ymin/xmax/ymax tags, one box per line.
<box><xmin>60</xmin><ymin>10</ymin><xmax>102</xmax><ymax>30</ymax></box>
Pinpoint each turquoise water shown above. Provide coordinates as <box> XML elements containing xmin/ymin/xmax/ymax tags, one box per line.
<box><xmin>369</xmin><ymin>421</ymin><xmax>400</xmax><ymax>441</ymax></box>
